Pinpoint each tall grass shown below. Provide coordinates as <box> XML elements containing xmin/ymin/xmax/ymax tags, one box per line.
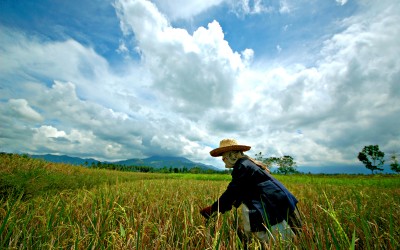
<box><xmin>1</xmin><ymin>154</ymin><xmax>399</xmax><ymax>249</ymax></box>
<box><xmin>0</xmin><ymin>154</ymin><xmax>169</xmax><ymax>199</ymax></box>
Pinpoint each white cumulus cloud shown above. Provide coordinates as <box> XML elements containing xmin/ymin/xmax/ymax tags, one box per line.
<box><xmin>8</xmin><ymin>99</ymin><xmax>43</xmax><ymax>121</ymax></box>
<box><xmin>114</xmin><ymin>0</ymin><xmax>247</xmax><ymax>115</ymax></box>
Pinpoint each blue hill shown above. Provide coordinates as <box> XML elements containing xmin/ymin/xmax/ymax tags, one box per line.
<box><xmin>30</xmin><ymin>154</ymin><xmax>99</xmax><ymax>166</ymax></box>
<box><xmin>115</xmin><ymin>155</ymin><xmax>219</xmax><ymax>170</ymax></box>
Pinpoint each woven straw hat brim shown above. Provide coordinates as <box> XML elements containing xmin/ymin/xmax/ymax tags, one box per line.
<box><xmin>210</xmin><ymin>145</ymin><xmax>251</xmax><ymax>157</ymax></box>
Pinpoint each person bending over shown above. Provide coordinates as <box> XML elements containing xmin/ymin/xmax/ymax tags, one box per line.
<box><xmin>200</xmin><ymin>139</ymin><xmax>302</xmax><ymax>241</ymax></box>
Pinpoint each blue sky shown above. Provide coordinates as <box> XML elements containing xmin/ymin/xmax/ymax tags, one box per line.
<box><xmin>1</xmin><ymin>0</ymin><xmax>399</xmax><ymax>170</ymax></box>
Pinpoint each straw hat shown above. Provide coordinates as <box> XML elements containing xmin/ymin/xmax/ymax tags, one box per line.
<box><xmin>210</xmin><ymin>139</ymin><xmax>251</xmax><ymax>157</ymax></box>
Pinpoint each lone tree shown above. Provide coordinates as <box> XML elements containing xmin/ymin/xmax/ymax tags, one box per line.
<box><xmin>390</xmin><ymin>153</ymin><xmax>400</xmax><ymax>173</ymax></box>
<box><xmin>357</xmin><ymin>145</ymin><xmax>385</xmax><ymax>174</ymax></box>
<box><xmin>276</xmin><ymin>155</ymin><xmax>299</xmax><ymax>175</ymax></box>
<box><xmin>255</xmin><ymin>152</ymin><xmax>299</xmax><ymax>174</ymax></box>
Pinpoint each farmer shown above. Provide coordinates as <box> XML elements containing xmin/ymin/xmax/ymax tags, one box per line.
<box><xmin>200</xmin><ymin>139</ymin><xmax>302</xmax><ymax>241</ymax></box>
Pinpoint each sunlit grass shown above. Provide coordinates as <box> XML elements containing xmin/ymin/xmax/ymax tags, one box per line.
<box><xmin>1</xmin><ymin>154</ymin><xmax>399</xmax><ymax>249</ymax></box>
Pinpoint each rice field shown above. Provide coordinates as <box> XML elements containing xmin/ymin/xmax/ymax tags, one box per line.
<box><xmin>1</xmin><ymin>154</ymin><xmax>399</xmax><ymax>249</ymax></box>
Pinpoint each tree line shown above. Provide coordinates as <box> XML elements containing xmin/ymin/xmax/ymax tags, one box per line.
<box><xmin>86</xmin><ymin>161</ymin><xmax>229</xmax><ymax>174</ymax></box>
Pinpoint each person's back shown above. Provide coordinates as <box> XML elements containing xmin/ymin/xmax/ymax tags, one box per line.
<box><xmin>223</xmin><ymin>158</ymin><xmax>298</xmax><ymax>230</ymax></box>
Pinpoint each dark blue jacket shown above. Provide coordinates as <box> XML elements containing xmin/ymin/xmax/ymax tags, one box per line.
<box><xmin>211</xmin><ymin>158</ymin><xmax>298</xmax><ymax>232</ymax></box>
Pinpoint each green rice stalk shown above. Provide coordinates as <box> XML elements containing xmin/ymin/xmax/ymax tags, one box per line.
<box><xmin>319</xmin><ymin>191</ymin><xmax>350</xmax><ymax>245</ymax></box>
<box><xmin>389</xmin><ymin>206</ymin><xmax>394</xmax><ymax>248</ymax></box>
<box><xmin>120</xmin><ymin>223</ymin><xmax>126</xmax><ymax>238</ymax></box>
<box><xmin>136</xmin><ymin>224</ymin><xmax>142</xmax><ymax>250</ymax></box>
<box><xmin>349</xmin><ymin>229</ymin><xmax>356</xmax><ymax>250</ymax></box>
<box><xmin>328</xmin><ymin>226</ymin><xmax>340</xmax><ymax>250</ymax></box>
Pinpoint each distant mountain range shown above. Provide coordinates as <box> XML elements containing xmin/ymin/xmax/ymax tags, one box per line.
<box><xmin>29</xmin><ymin>154</ymin><xmax>220</xmax><ymax>171</ymax></box>
<box><xmin>30</xmin><ymin>154</ymin><xmax>100</xmax><ymax>166</ymax></box>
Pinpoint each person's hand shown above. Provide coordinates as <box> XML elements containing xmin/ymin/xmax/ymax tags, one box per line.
<box><xmin>200</xmin><ymin>206</ymin><xmax>214</xmax><ymax>219</ymax></box>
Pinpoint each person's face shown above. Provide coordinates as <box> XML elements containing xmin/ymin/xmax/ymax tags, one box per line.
<box><xmin>222</xmin><ymin>151</ymin><xmax>235</xmax><ymax>168</ymax></box>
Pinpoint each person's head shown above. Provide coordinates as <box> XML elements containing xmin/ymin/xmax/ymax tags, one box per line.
<box><xmin>210</xmin><ymin>138</ymin><xmax>271</xmax><ymax>172</ymax></box>
<box><xmin>210</xmin><ymin>139</ymin><xmax>250</xmax><ymax>168</ymax></box>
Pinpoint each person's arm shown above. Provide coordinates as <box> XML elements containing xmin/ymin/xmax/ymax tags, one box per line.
<box><xmin>200</xmin><ymin>180</ymin><xmax>242</xmax><ymax>219</ymax></box>
<box><xmin>211</xmin><ymin>180</ymin><xmax>242</xmax><ymax>212</ymax></box>
<box><xmin>200</xmin><ymin>160</ymin><xmax>252</xmax><ymax>218</ymax></box>
<box><xmin>200</xmin><ymin>180</ymin><xmax>240</xmax><ymax>219</ymax></box>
